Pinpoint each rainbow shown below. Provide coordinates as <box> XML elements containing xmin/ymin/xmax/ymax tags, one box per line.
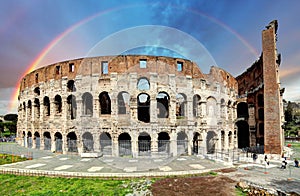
<box><xmin>9</xmin><ymin>3</ymin><xmax>259</xmax><ymax>112</ymax></box>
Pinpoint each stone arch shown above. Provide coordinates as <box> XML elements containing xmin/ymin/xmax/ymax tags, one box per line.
<box><xmin>137</xmin><ymin>93</ymin><xmax>150</xmax><ymax>123</ymax></box>
<box><xmin>221</xmin><ymin>130</ymin><xmax>225</xmax><ymax>150</ymax></box>
<box><xmin>34</xmin><ymin>98</ymin><xmax>40</xmax><ymax>118</ymax></box>
<box><xmin>137</xmin><ymin>77</ymin><xmax>150</xmax><ymax>90</ymax></box>
<box><xmin>54</xmin><ymin>132</ymin><xmax>63</xmax><ymax>153</ymax></box>
<box><xmin>34</xmin><ymin>131</ymin><xmax>40</xmax><ymax>149</ymax></box>
<box><xmin>99</xmin><ymin>91</ymin><xmax>111</xmax><ymax>115</ymax></box>
<box><xmin>257</xmin><ymin>94</ymin><xmax>264</xmax><ymax>107</ymax></box>
<box><xmin>177</xmin><ymin>131</ymin><xmax>188</xmax><ymax>155</ymax></box>
<box><xmin>27</xmin><ymin>100</ymin><xmax>32</xmax><ymax>120</ymax></box>
<box><xmin>118</xmin><ymin>132</ymin><xmax>132</xmax><ymax>157</ymax></box>
<box><xmin>193</xmin><ymin>94</ymin><xmax>201</xmax><ymax>117</ymax></box>
<box><xmin>67</xmin><ymin>132</ymin><xmax>78</xmax><ymax>153</ymax></box>
<box><xmin>82</xmin><ymin>92</ymin><xmax>93</xmax><ymax>116</ymax></box>
<box><xmin>27</xmin><ymin>131</ymin><xmax>32</xmax><ymax>148</ymax></box>
<box><xmin>43</xmin><ymin>96</ymin><xmax>50</xmax><ymax>116</ymax></box>
<box><xmin>258</xmin><ymin>108</ymin><xmax>264</xmax><ymax>120</ymax></box>
<box><xmin>192</xmin><ymin>132</ymin><xmax>202</xmax><ymax>154</ymax></box>
<box><xmin>220</xmin><ymin>98</ymin><xmax>226</xmax><ymax>118</ymax></box>
<box><xmin>236</xmin><ymin>121</ymin><xmax>250</xmax><ymax>148</ymax></box>
<box><xmin>157</xmin><ymin>92</ymin><xmax>169</xmax><ymax>118</ymax></box>
<box><xmin>67</xmin><ymin>80</ymin><xmax>76</xmax><ymax>92</ymax></box>
<box><xmin>138</xmin><ymin>132</ymin><xmax>151</xmax><ymax>156</ymax></box>
<box><xmin>100</xmin><ymin>132</ymin><xmax>112</xmax><ymax>155</ymax></box>
<box><xmin>34</xmin><ymin>87</ymin><xmax>40</xmax><ymax>96</ymax></box>
<box><xmin>176</xmin><ymin>93</ymin><xmax>187</xmax><ymax>117</ymax></box>
<box><xmin>206</xmin><ymin>131</ymin><xmax>217</xmax><ymax>154</ymax></box>
<box><xmin>43</xmin><ymin>132</ymin><xmax>51</xmax><ymax>150</ymax></box>
<box><xmin>54</xmin><ymin>95</ymin><xmax>62</xmax><ymax>114</ymax></box>
<box><xmin>82</xmin><ymin>132</ymin><xmax>94</xmax><ymax>152</ymax></box>
<box><xmin>237</xmin><ymin>102</ymin><xmax>248</xmax><ymax>118</ymax></box>
<box><xmin>206</xmin><ymin>96</ymin><xmax>217</xmax><ymax>117</ymax></box>
<box><xmin>118</xmin><ymin>91</ymin><xmax>130</xmax><ymax>115</ymax></box>
<box><xmin>158</xmin><ymin>132</ymin><xmax>170</xmax><ymax>154</ymax></box>
<box><xmin>67</xmin><ymin>95</ymin><xmax>77</xmax><ymax>120</ymax></box>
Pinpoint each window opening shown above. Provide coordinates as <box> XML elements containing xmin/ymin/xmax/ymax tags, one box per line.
<box><xmin>101</xmin><ymin>61</ymin><xmax>108</xmax><ymax>74</ymax></box>
<box><xmin>177</xmin><ymin>61</ymin><xmax>183</xmax><ymax>72</ymax></box>
<box><xmin>69</xmin><ymin>63</ymin><xmax>75</xmax><ymax>72</ymax></box>
<box><xmin>139</xmin><ymin>59</ymin><xmax>147</xmax><ymax>68</ymax></box>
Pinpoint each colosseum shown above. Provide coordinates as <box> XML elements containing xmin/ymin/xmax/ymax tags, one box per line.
<box><xmin>16</xmin><ymin>20</ymin><xmax>284</xmax><ymax>157</ymax></box>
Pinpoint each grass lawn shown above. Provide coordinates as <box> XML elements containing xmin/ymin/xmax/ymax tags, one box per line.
<box><xmin>0</xmin><ymin>174</ymin><xmax>136</xmax><ymax>196</ymax></box>
<box><xmin>0</xmin><ymin>154</ymin><xmax>28</xmax><ymax>165</ymax></box>
<box><xmin>286</xmin><ymin>141</ymin><xmax>300</xmax><ymax>159</ymax></box>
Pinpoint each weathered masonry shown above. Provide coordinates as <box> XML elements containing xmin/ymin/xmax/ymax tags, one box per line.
<box><xmin>17</xmin><ymin>55</ymin><xmax>238</xmax><ymax>157</ymax></box>
<box><xmin>17</xmin><ymin>20</ymin><xmax>284</xmax><ymax>157</ymax></box>
<box><xmin>236</xmin><ymin>20</ymin><xmax>284</xmax><ymax>155</ymax></box>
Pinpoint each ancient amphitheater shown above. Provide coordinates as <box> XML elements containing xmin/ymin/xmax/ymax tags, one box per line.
<box><xmin>16</xmin><ymin>55</ymin><xmax>238</xmax><ymax>157</ymax></box>
<box><xmin>17</xmin><ymin>21</ymin><xmax>284</xmax><ymax>157</ymax></box>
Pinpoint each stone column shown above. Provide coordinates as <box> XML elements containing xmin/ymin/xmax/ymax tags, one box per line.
<box><xmin>224</xmin><ymin>130</ymin><xmax>229</xmax><ymax>150</ymax></box>
<box><xmin>94</xmin><ymin>132</ymin><xmax>100</xmax><ymax>153</ymax></box>
<box><xmin>62</xmin><ymin>134</ymin><xmax>67</xmax><ymax>154</ymax></box>
<box><xmin>170</xmin><ymin>129</ymin><xmax>177</xmax><ymax>156</ymax></box>
<box><xmin>112</xmin><ymin>134</ymin><xmax>119</xmax><ymax>157</ymax></box>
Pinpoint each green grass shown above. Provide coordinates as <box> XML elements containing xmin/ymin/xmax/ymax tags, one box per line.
<box><xmin>0</xmin><ymin>154</ymin><xmax>28</xmax><ymax>165</ymax></box>
<box><xmin>0</xmin><ymin>174</ymin><xmax>136</xmax><ymax>196</ymax></box>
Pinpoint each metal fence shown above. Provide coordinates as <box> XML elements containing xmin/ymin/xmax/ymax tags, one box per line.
<box><xmin>119</xmin><ymin>140</ymin><xmax>132</xmax><ymax>157</ymax></box>
<box><xmin>82</xmin><ymin>139</ymin><xmax>94</xmax><ymax>152</ymax></box>
<box><xmin>138</xmin><ymin>140</ymin><xmax>151</xmax><ymax>156</ymax></box>
<box><xmin>100</xmin><ymin>140</ymin><xmax>112</xmax><ymax>156</ymax></box>
<box><xmin>177</xmin><ymin>140</ymin><xmax>188</xmax><ymax>155</ymax></box>
<box><xmin>44</xmin><ymin>138</ymin><xmax>51</xmax><ymax>150</ymax></box>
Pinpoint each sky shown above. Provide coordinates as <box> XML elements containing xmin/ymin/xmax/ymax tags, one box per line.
<box><xmin>0</xmin><ymin>0</ymin><xmax>300</xmax><ymax>115</ymax></box>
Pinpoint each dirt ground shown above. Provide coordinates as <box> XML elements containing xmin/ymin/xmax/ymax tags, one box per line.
<box><xmin>151</xmin><ymin>169</ymin><xmax>238</xmax><ymax>196</ymax></box>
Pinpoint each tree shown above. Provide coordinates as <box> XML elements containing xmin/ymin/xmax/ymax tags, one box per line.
<box><xmin>285</xmin><ymin>101</ymin><xmax>293</xmax><ymax>123</ymax></box>
<box><xmin>4</xmin><ymin>114</ymin><xmax>18</xmax><ymax>122</ymax></box>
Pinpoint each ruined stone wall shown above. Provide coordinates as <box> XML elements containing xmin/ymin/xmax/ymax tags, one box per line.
<box><xmin>236</xmin><ymin>20</ymin><xmax>284</xmax><ymax>154</ymax></box>
<box><xmin>17</xmin><ymin>55</ymin><xmax>238</xmax><ymax>157</ymax></box>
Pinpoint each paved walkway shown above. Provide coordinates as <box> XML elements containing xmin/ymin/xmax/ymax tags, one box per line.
<box><xmin>0</xmin><ymin>143</ymin><xmax>300</xmax><ymax>194</ymax></box>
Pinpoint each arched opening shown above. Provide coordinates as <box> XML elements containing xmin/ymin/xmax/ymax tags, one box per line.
<box><xmin>257</xmin><ymin>94</ymin><xmax>264</xmax><ymax>107</ymax></box>
<box><xmin>82</xmin><ymin>132</ymin><xmax>94</xmax><ymax>152</ymax></box>
<box><xmin>43</xmin><ymin>132</ymin><xmax>51</xmax><ymax>150</ymax></box>
<box><xmin>176</xmin><ymin>93</ymin><xmax>187</xmax><ymax>117</ymax></box>
<box><xmin>193</xmin><ymin>95</ymin><xmax>201</xmax><ymax>117</ymax></box>
<box><xmin>27</xmin><ymin>100</ymin><xmax>32</xmax><ymax>120</ymax></box>
<box><xmin>138</xmin><ymin>132</ymin><xmax>151</xmax><ymax>156</ymax></box>
<box><xmin>54</xmin><ymin>132</ymin><xmax>63</xmax><ymax>153</ymax></box>
<box><xmin>157</xmin><ymin>92</ymin><xmax>169</xmax><ymax>118</ymax></box>
<box><xmin>54</xmin><ymin>95</ymin><xmax>62</xmax><ymax>114</ymax></box>
<box><xmin>67</xmin><ymin>132</ymin><xmax>78</xmax><ymax>153</ymax></box>
<box><xmin>137</xmin><ymin>93</ymin><xmax>150</xmax><ymax>123</ymax></box>
<box><xmin>23</xmin><ymin>102</ymin><xmax>26</xmax><ymax>118</ymax></box>
<box><xmin>67</xmin><ymin>80</ymin><xmax>76</xmax><ymax>92</ymax></box>
<box><xmin>82</xmin><ymin>92</ymin><xmax>93</xmax><ymax>116</ymax></box>
<box><xmin>192</xmin><ymin>132</ymin><xmax>202</xmax><ymax>154</ymax></box>
<box><xmin>118</xmin><ymin>91</ymin><xmax>130</xmax><ymax>114</ymax></box>
<box><xmin>158</xmin><ymin>132</ymin><xmax>170</xmax><ymax>154</ymax></box>
<box><xmin>206</xmin><ymin>131</ymin><xmax>217</xmax><ymax>154</ymax></box>
<box><xmin>118</xmin><ymin>133</ymin><xmax>132</xmax><ymax>157</ymax></box>
<box><xmin>100</xmin><ymin>132</ymin><xmax>112</xmax><ymax>156</ymax></box>
<box><xmin>220</xmin><ymin>99</ymin><xmax>226</xmax><ymax>118</ymax></box>
<box><xmin>43</xmin><ymin>96</ymin><xmax>50</xmax><ymax>116</ymax></box>
<box><xmin>99</xmin><ymin>92</ymin><xmax>111</xmax><ymax>115</ymax></box>
<box><xmin>206</xmin><ymin>97</ymin><xmax>217</xmax><ymax>117</ymax></box>
<box><xmin>258</xmin><ymin>108</ymin><xmax>264</xmax><ymax>120</ymax></box>
<box><xmin>237</xmin><ymin>102</ymin><xmax>248</xmax><ymax>118</ymax></box>
<box><xmin>34</xmin><ymin>87</ymin><xmax>40</xmax><ymax>96</ymax></box>
<box><xmin>258</xmin><ymin>123</ymin><xmax>264</xmax><ymax>145</ymax></box>
<box><xmin>221</xmin><ymin>131</ymin><xmax>225</xmax><ymax>150</ymax></box>
<box><xmin>34</xmin><ymin>98</ymin><xmax>40</xmax><ymax>119</ymax></box>
<box><xmin>34</xmin><ymin>132</ymin><xmax>40</xmax><ymax>149</ymax></box>
<box><xmin>67</xmin><ymin>95</ymin><xmax>77</xmax><ymax>120</ymax></box>
<box><xmin>177</xmin><ymin>131</ymin><xmax>188</xmax><ymax>155</ymax></box>
<box><xmin>22</xmin><ymin>131</ymin><xmax>26</xmax><ymax>146</ymax></box>
<box><xmin>137</xmin><ymin>77</ymin><xmax>150</xmax><ymax>90</ymax></box>
<box><xmin>236</xmin><ymin>121</ymin><xmax>250</xmax><ymax>148</ymax></box>
<box><xmin>27</xmin><ymin>131</ymin><xmax>32</xmax><ymax>148</ymax></box>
